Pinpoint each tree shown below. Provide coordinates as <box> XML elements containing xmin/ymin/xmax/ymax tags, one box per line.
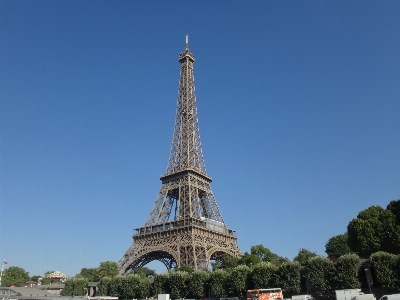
<box><xmin>307</xmin><ymin>256</ymin><xmax>334</xmax><ymax>298</ymax></box>
<box><xmin>168</xmin><ymin>271</ymin><xmax>190</xmax><ymax>299</ymax></box>
<box><xmin>226</xmin><ymin>265</ymin><xmax>251</xmax><ymax>298</ymax></box>
<box><xmin>40</xmin><ymin>278</ymin><xmax>52</xmax><ymax>285</ymax></box>
<box><xmin>30</xmin><ymin>275</ymin><xmax>41</xmax><ymax>283</ymax></box>
<box><xmin>369</xmin><ymin>251</ymin><xmax>400</xmax><ymax>291</ymax></box>
<box><xmin>132</xmin><ymin>267</ymin><xmax>156</xmax><ymax>278</ymax></box>
<box><xmin>108</xmin><ymin>276</ymin><xmax>123</xmax><ymax>298</ymax></box>
<box><xmin>293</xmin><ymin>248</ymin><xmax>317</xmax><ymax>266</ymax></box>
<box><xmin>274</xmin><ymin>262</ymin><xmax>301</xmax><ymax>297</ymax></box>
<box><xmin>62</xmin><ymin>278</ymin><xmax>88</xmax><ymax>296</ymax></box>
<box><xmin>250</xmin><ymin>262</ymin><xmax>276</xmax><ymax>289</ymax></box>
<box><xmin>188</xmin><ymin>271</ymin><xmax>209</xmax><ymax>298</ymax></box>
<box><xmin>174</xmin><ymin>265</ymin><xmax>194</xmax><ymax>273</ymax></box>
<box><xmin>137</xmin><ymin>275</ymin><xmax>151</xmax><ymax>298</ymax></box>
<box><xmin>40</xmin><ymin>271</ymin><xmax>55</xmax><ymax>285</ymax></box>
<box><xmin>211</xmin><ymin>253</ymin><xmax>239</xmax><ymax>271</ymax></box>
<box><xmin>151</xmin><ymin>274</ymin><xmax>169</xmax><ymax>297</ymax></box>
<box><xmin>251</xmin><ymin>245</ymin><xmax>276</xmax><ymax>261</ymax></box>
<box><xmin>347</xmin><ymin>205</ymin><xmax>400</xmax><ymax>257</ymax></box>
<box><xmin>239</xmin><ymin>252</ymin><xmax>261</xmax><ymax>267</ymax></box>
<box><xmin>124</xmin><ymin>275</ymin><xmax>141</xmax><ymax>299</ymax></box>
<box><xmin>325</xmin><ymin>234</ymin><xmax>352</xmax><ymax>260</ymax></box>
<box><xmin>78</xmin><ymin>268</ymin><xmax>97</xmax><ymax>282</ymax></box>
<box><xmin>387</xmin><ymin>200</ymin><xmax>400</xmax><ymax>225</ymax></box>
<box><xmin>1</xmin><ymin>266</ymin><xmax>30</xmax><ymax>287</ymax></box>
<box><xmin>96</xmin><ymin>261</ymin><xmax>119</xmax><ymax>281</ymax></box>
<box><xmin>105</xmin><ymin>274</ymin><xmax>150</xmax><ymax>299</ymax></box>
<box><xmin>332</xmin><ymin>253</ymin><xmax>361</xmax><ymax>289</ymax></box>
<box><xmin>250</xmin><ymin>244</ymin><xmax>287</xmax><ymax>265</ymax></box>
<box><xmin>97</xmin><ymin>277</ymin><xmax>112</xmax><ymax>296</ymax></box>
<box><xmin>210</xmin><ymin>269</ymin><xmax>229</xmax><ymax>297</ymax></box>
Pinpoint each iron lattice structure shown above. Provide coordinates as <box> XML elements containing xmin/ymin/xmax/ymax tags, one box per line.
<box><xmin>118</xmin><ymin>36</ymin><xmax>242</xmax><ymax>275</ymax></box>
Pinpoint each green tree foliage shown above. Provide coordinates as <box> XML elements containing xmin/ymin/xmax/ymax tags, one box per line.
<box><xmin>78</xmin><ymin>268</ymin><xmax>97</xmax><ymax>282</ymax></box>
<box><xmin>274</xmin><ymin>262</ymin><xmax>301</xmax><ymax>297</ymax></box>
<box><xmin>210</xmin><ymin>269</ymin><xmax>229</xmax><ymax>297</ymax></box>
<box><xmin>369</xmin><ymin>251</ymin><xmax>400</xmax><ymax>291</ymax></box>
<box><xmin>293</xmin><ymin>248</ymin><xmax>318</xmax><ymax>266</ymax></box>
<box><xmin>188</xmin><ymin>271</ymin><xmax>209</xmax><ymax>298</ymax></box>
<box><xmin>387</xmin><ymin>200</ymin><xmax>400</xmax><ymax>225</ymax></box>
<box><xmin>212</xmin><ymin>253</ymin><xmax>239</xmax><ymax>271</ymax></box>
<box><xmin>40</xmin><ymin>278</ymin><xmax>52</xmax><ymax>285</ymax></box>
<box><xmin>325</xmin><ymin>234</ymin><xmax>352</xmax><ymax>259</ymax></box>
<box><xmin>251</xmin><ymin>245</ymin><xmax>288</xmax><ymax>266</ymax></box>
<box><xmin>133</xmin><ymin>266</ymin><xmax>156</xmax><ymax>278</ymax></box>
<box><xmin>307</xmin><ymin>256</ymin><xmax>334</xmax><ymax>298</ymax></box>
<box><xmin>240</xmin><ymin>252</ymin><xmax>261</xmax><ymax>267</ymax></box>
<box><xmin>167</xmin><ymin>271</ymin><xmax>190</xmax><ymax>299</ymax></box>
<box><xmin>120</xmin><ymin>276</ymin><xmax>135</xmax><ymax>299</ymax></box>
<box><xmin>121</xmin><ymin>275</ymin><xmax>151</xmax><ymax>299</ymax></box>
<box><xmin>175</xmin><ymin>265</ymin><xmax>195</xmax><ymax>273</ymax></box>
<box><xmin>332</xmin><ymin>253</ymin><xmax>360</xmax><ymax>289</ymax></box>
<box><xmin>30</xmin><ymin>275</ymin><xmax>41</xmax><ymax>283</ymax></box>
<box><xmin>108</xmin><ymin>277</ymin><xmax>123</xmax><ymax>298</ymax></box>
<box><xmin>137</xmin><ymin>275</ymin><xmax>151</xmax><ymax>298</ymax></box>
<box><xmin>97</xmin><ymin>275</ymin><xmax>151</xmax><ymax>298</ymax></box>
<box><xmin>96</xmin><ymin>261</ymin><xmax>119</xmax><ymax>281</ymax></box>
<box><xmin>226</xmin><ymin>265</ymin><xmax>251</xmax><ymax>298</ymax></box>
<box><xmin>97</xmin><ymin>277</ymin><xmax>112</xmax><ymax>296</ymax></box>
<box><xmin>151</xmin><ymin>274</ymin><xmax>169</xmax><ymax>296</ymax></box>
<box><xmin>347</xmin><ymin>206</ymin><xmax>400</xmax><ymax>257</ymax></box>
<box><xmin>62</xmin><ymin>278</ymin><xmax>88</xmax><ymax>296</ymax></box>
<box><xmin>213</xmin><ymin>246</ymin><xmax>287</xmax><ymax>271</ymax></box>
<box><xmin>40</xmin><ymin>271</ymin><xmax>55</xmax><ymax>285</ymax></box>
<box><xmin>1</xmin><ymin>266</ymin><xmax>30</xmax><ymax>287</ymax></box>
<box><xmin>250</xmin><ymin>262</ymin><xmax>276</xmax><ymax>289</ymax></box>
<box><xmin>251</xmin><ymin>244</ymin><xmax>276</xmax><ymax>262</ymax></box>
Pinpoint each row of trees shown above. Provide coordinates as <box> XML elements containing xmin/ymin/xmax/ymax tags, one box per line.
<box><xmin>4</xmin><ymin>199</ymin><xmax>399</xmax><ymax>296</ymax></box>
<box><xmin>0</xmin><ymin>266</ymin><xmax>30</xmax><ymax>287</ymax></box>
<box><xmin>92</xmin><ymin>261</ymin><xmax>302</xmax><ymax>299</ymax></box>
<box><xmin>75</xmin><ymin>261</ymin><xmax>156</xmax><ymax>281</ymax></box>
<box><xmin>0</xmin><ymin>262</ymin><xmax>121</xmax><ymax>287</ymax></box>
<box><xmin>0</xmin><ymin>268</ymin><xmax>59</xmax><ymax>287</ymax></box>
<box><xmin>325</xmin><ymin>200</ymin><xmax>400</xmax><ymax>259</ymax></box>
<box><xmin>0</xmin><ymin>267</ymin><xmax>59</xmax><ymax>287</ymax></box>
<box><xmin>0</xmin><ymin>261</ymin><xmax>157</xmax><ymax>288</ymax></box>
<box><xmin>77</xmin><ymin>261</ymin><xmax>119</xmax><ymax>281</ymax></box>
<box><xmin>65</xmin><ymin>199</ymin><xmax>399</xmax><ymax>299</ymax></box>
<box><xmin>212</xmin><ymin>244</ymin><xmax>291</xmax><ymax>270</ymax></box>
<box><xmin>67</xmin><ymin>252</ymin><xmax>397</xmax><ymax>299</ymax></box>
<box><xmin>307</xmin><ymin>251</ymin><xmax>400</xmax><ymax>297</ymax></box>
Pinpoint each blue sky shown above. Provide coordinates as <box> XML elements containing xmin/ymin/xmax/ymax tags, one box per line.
<box><xmin>1</xmin><ymin>0</ymin><xmax>399</xmax><ymax>277</ymax></box>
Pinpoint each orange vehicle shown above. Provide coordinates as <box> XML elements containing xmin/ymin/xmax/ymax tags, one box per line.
<box><xmin>247</xmin><ymin>288</ymin><xmax>284</xmax><ymax>300</ymax></box>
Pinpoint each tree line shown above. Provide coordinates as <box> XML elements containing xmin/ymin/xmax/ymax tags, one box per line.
<box><xmin>325</xmin><ymin>200</ymin><xmax>400</xmax><ymax>259</ymax></box>
<box><xmin>1</xmin><ymin>200</ymin><xmax>399</xmax><ymax>299</ymax></box>
<box><xmin>64</xmin><ymin>251</ymin><xmax>400</xmax><ymax>299</ymax></box>
<box><xmin>61</xmin><ymin>199</ymin><xmax>400</xmax><ymax>298</ymax></box>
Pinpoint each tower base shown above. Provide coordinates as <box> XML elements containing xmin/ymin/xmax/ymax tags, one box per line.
<box><xmin>118</xmin><ymin>218</ymin><xmax>242</xmax><ymax>275</ymax></box>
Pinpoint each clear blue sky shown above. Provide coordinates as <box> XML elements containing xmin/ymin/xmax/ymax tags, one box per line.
<box><xmin>1</xmin><ymin>0</ymin><xmax>399</xmax><ymax>277</ymax></box>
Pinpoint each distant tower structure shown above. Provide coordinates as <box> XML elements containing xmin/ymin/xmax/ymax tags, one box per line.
<box><xmin>118</xmin><ymin>36</ymin><xmax>242</xmax><ymax>274</ymax></box>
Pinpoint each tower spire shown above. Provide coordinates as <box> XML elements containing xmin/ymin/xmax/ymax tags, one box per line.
<box><xmin>166</xmin><ymin>36</ymin><xmax>205</xmax><ymax>176</ymax></box>
<box><xmin>186</xmin><ymin>34</ymin><xmax>189</xmax><ymax>49</ymax></box>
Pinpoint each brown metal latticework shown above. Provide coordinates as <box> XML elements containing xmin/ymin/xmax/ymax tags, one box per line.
<box><xmin>118</xmin><ymin>36</ymin><xmax>242</xmax><ymax>275</ymax></box>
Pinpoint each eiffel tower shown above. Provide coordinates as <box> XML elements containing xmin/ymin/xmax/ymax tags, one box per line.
<box><xmin>118</xmin><ymin>36</ymin><xmax>242</xmax><ymax>275</ymax></box>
